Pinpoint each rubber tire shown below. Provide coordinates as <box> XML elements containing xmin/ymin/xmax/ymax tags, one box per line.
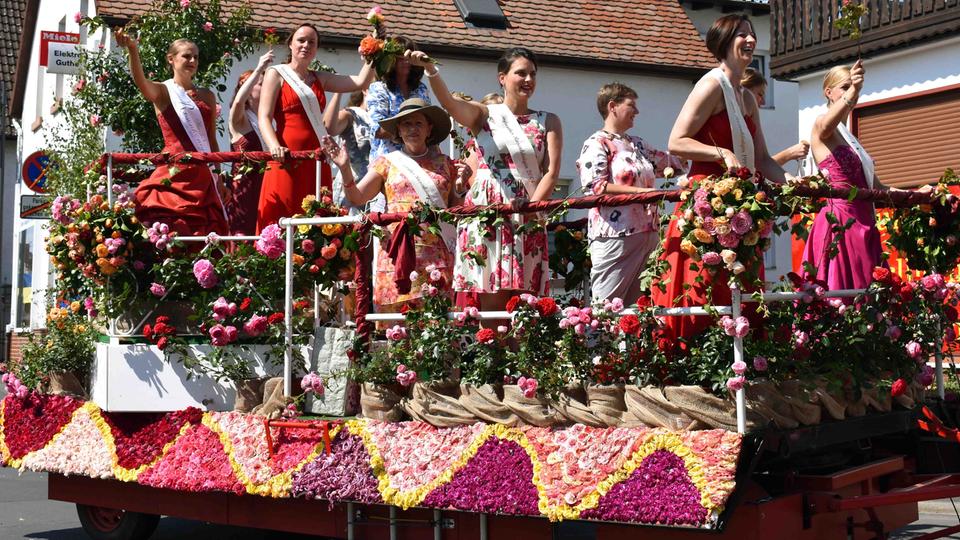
<box><xmin>76</xmin><ymin>503</ymin><xmax>161</xmax><ymax>540</ymax></box>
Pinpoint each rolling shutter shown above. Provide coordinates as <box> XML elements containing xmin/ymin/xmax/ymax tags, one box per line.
<box><xmin>853</xmin><ymin>86</ymin><xmax>960</xmax><ymax>188</ymax></box>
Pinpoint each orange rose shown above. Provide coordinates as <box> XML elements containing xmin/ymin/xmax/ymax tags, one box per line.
<box><xmin>359</xmin><ymin>36</ymin><xmax>384</xmax><ymax>57</ymax></box>
<box><xmin>320</xmin><ymin>244</ymin><xmax>338</xmax><ymax>260</ymax></box>
<box><xmin>292</xmin><ymin>254</ymin><xmax>305</xmax><ymax>265</ymax></box>
<box><xmin>95</xmin><ymin>244</ymin><xmax>109</xmax><ymax>258</ymax></box>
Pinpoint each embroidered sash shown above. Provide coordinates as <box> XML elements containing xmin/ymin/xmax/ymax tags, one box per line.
<box><xmin>163</xmin><ymin>79</ymin><xmax>211</xmax><ymax>153</ymax></box>
<box><xmin>486</xmin><ymin>103</ymin><xmax>541</xmax><ymax>185</ymax></box>
<box><xmin>385</xmin><ymin>150</ymin><xmax>456</xmax><ymax>252</ymax></box>
<box><xmin>273</xmin><ymin>64</ymin><xmax>327</xmax><ymax>142</ymax></box>
<box><xmin>706</xmin><ymin>68</ymin><xmax>755</xmax><ymax>171</ymax></box>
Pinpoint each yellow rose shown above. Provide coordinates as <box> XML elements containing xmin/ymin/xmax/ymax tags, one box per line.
<box><xmin>713</xmin><ymin>179</ymin><xmax>735</xmax><ymax>196</ymax></box>
<box><xmin>76</xmin><ymin>325</ymin><xmax>87</xmax><ymax>334</ymax></box>
<box><xmin>693</xmin><ymin>228</ymin><xmax>714</xmax><ymax>244</ymax></box>
<box><xmin>679</xmin><ymin>191</ymin><xmax>689</xmax><ymax>201</ymax></box>
<box><xmin>70</xmin><ymin>301</ymin><xmax>81</xmax><ymax>313</ymax></box>
<box><xmin>301</xmin><ymin>195</ymin><xmax>317</xmax><ymax>212</ymax></box>
<box><xmin>711</xmin><ymin>197</ymin><xmax>724</xmax><ymax>211</ymax></box>
<box><xmin>322</xmin><ymin>223</ymin><xmax>344</xmax><ymax>236</ymax></box>
<box><xmin>743</xmin><ymin>231</ymin><xmax>759</xmax><ymax>246</ymax></box>
<box><xmin>733</xmin><ymin>189</ymin><xmax>743</xmax><ymax>200</ymax></box>
<box><xmin>298</xmin><ymin>224</ymin><xmax>311</xmax><ymax>234</ymax></box>
<box><xmin>680</xmin><ymin>239</ymin><xmax>698</xmax><ymax>257</ymax></box>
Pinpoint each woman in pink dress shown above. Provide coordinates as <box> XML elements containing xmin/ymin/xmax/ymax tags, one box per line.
<box><xmin>116</xmin><ymin>31</ymin><xmax>228</xmax><ymax>236</ymax></box>
<box><xmin>654</xmin><ymin>14</ymin><xmax>794</xmax><ymax>341</ymax></box>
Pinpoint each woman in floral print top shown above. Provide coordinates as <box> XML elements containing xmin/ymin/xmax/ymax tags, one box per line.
<box><xmin>406</xmin><ymin>47</ymin><xmax>563</xmax><ymax>313</ymax></box>
<box><xmin>576</xmin><ymin>83</ymin><xmax>685</xmax><ymax>305</ymax></box>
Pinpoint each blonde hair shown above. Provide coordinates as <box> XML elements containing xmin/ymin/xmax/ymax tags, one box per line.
<box><xmin>480</xmin><ymin>93</ymin><xmax>503</xmax><ymax>105</ymax></box>
<box><xmin>741</xmin><ymin>67</ymin><xmax>766</xmax><ymax>90</ymax></box>
<box><xmin>166</xmin><ymin>39</ymin><xmax>198</xmax><ymax>72</ymax></box>
<box><xmin>822</xmin><ymin>65</ymin><xmax>851</xmax><ymax>101</ymax></box>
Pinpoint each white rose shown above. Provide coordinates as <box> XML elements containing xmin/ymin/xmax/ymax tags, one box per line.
<box><xmin>725</xmin><ymin>207</ymin><xmax>735</xmax><ymax>217</ymax></box>
<box><xmin>683</xmin><ymin>209</ymin><xmax>694</xmax><ymax>221</ymax></box>
<box><xmin>731</xmin><ymin>262</ymin><xmax>746</xmax><ymax>274</ymax></box>
<box><xmin>663</xmin><ymin>167</ymin><xmax>675</xmax><ymax>179</ymax></box>
<box><xmin>721</xmin><ymin>249</ymin><xmax>737</xmax><ymax>265</ymax></box>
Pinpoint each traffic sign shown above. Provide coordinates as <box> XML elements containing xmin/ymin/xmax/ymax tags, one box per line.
<box><xmin>21</xmin><ymin>150</ymin><xmax>51</xmax><ymax>193</ymax></box>
<box><xmin>20</xmin><ymin>195</ymin><xmax>51</xmax><ymax>220</ymax></box>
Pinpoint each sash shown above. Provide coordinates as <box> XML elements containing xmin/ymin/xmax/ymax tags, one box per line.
<box><xmin>706</xmin><ymin>68</ymin><xmax>755</xmax><ymax>171</ymax></box>
<box><xmin>385</xmin><ymin>150</ymin><xmax>456</xmax><ymax>252</ymax></box>
<box><xmin>836</xmin><ymin>122</ymin><xmax>875</xmax><ymax>189</ymax></box>
<box><xmin>272</xmin><ymin>64</ymin><xmax>327</xmax><ymax>143</ymax></box>
<box><xmin>486</xmin><ymin>103</ymin><xmax>541</xmax><ymax>184</ymax></box>
<box><xmin>163</xmin><ymin>79</ymin><xmax>211</xmax><ymax>153</ymax></box>
<box><xmin>244</xmin><ymin>108</ymin><xmax>263</xmax><ymax>146</ymax></box>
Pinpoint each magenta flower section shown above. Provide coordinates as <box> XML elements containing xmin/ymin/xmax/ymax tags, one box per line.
<box><xmin>580</xmin><ymin>450</ymin><xmax>707</xmax><ymax>525</ymax></box>
<box><xmin>421</xmin><ymin>438</ymin><xmax>539</xmax><ymax>515</ymax></box>
<box><xmin>290</xmin><ymin>433</ymin><xmax>382</xmax><ymax>506</ymax></box>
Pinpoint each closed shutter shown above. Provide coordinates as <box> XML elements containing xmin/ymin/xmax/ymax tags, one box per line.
<box><xmin>853</xmin><ymin>86</ymin><xmax>960</xmax><ymax>188</ymax></box>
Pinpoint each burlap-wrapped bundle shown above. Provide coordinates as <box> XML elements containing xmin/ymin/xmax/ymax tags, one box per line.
<box><xmin>777</xmin><ymin>380</ymin><xmax>822</xmax><ymax>425</ymax></box>
<box><xmin>744</xmin><ymin>381</ymin><xmax>799</xmax><ymax>429</ymax></box>
<box><xmin>861</xmin><ymin>386</ymin><xmax>892</xmax><ymax>412</ymax></box>
<box><xmin>553</xmin><ymin>383</ymin><xmax>605</xmax><ymax>427</ymax></box>
<box><xmin>234</xmin><ymin>377</ymin><xmax>267</xmax><ymax>413</ymax></box>
<box><xmin>845</xmin><ymin>391</ymin><xmax>868</xmax><ymax>417</ymax></box>
<box><xmin>624</xmin><ymin>386</ymin><xmax>703</xmax><ymax>430</ymax></box>
<box><xmin>662</xmin><ymin>385</ymin><xmax>766</xmax><ymax>432</ymax></box>
<box><xmin>252</xmin><ymin>377</ymin><xmax>294</xmax><ymax>419</ymax></box>
<box><xmin>360</xmin><ymin>382</ymin><xmax>406</xmax><ymax>422</ymax></box>
<box><xmin>585</xmin><ymin>383</ymin><xmax>634</xmax><ymax>427</ymax></box>
<box><xmin>810</xmin><ymin>382</ymin><xmax>847</xmax><ymax>420</ymax></box>
<box><xmin>459</xmin><ymin>384</ymin><xmax>520</xmax><ymax>426</ymax></box>
<box><xmin>402</xmin><ymin>380</ymin><xmax>477</xmax><ymax>427</ymax></box>
<box><xmin>502</xmin><ymin>385</ymin><xmax>565</xmax><ymax>427</ymax></box>
<box><xmin>47</xmin><ymin>371</ymin><xmax>87</xmax><ymax>399</ymax></box>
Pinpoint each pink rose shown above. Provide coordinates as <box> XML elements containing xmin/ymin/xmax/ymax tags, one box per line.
<box><xmin>726</xmin><ymin>375</ymin><xmax>746</xmax><ymax>392</ymax></box>
<box><xmin>731</xmin><ymin>211</ymin><xmax>753</xmax><ymax>235</ymax></box>
<box><xmin>693</xmin><ymin>200</ymin><xmax>713</xmax><ymax>218</ymax></box>
<box><xmin>255</xmin><ymin>224</ymin><xmax>285</xmax><ymax>259</ymax></box>
<box><xmin>301</xmin><ymin>372</ymin><xmax>325</xmax><ymax>395</ymax></box>
<box><xmin>517</xmin><ymin>376</ymin><xmax>538</xmax><ymax>399</ymax></box>
<box><xmin>193</xmin><ymin>259</ymin><xmax>218</xmax><ymax>289</ymax></box>
<box><xmin>180</xmin><ymin>0</ymin><xmax>191</xmax><ymax>7</ymax></box>
<box><xmin>301</xmin><ymin>239</ymin><xmax>315</xmax><ymax>254</ymax></box>
<box><xmin>74</xmin><ymin>12</ymin><xmax>82</xmax><ymax>23</ymax></box>
<box><xmin>209</xmin><ymin>324</ymin><xmax>228</xmax><ymax>346</ymax></box>
<box><xmin>733</xmin><ymin>316</ymin><xmax>750</xmax><ymax>338</ymax></box>
<box><xmin>89</xmin><ymin>114</ymin><xmax>101</xmax><ymax>127</ymax></box>
<box><xmin>702</xmin><ymin>251</ymin><xmax>722</xmax><ymax>266</ymax></box>
<box><xmin>203</xmin><ymin>21</ymin><xmax>214</xmax><ymax>32</ymax></box>
<box><xmin>395</xmin><ymin>365</ymin><xmax>417</xmax><ymax>387</ymax></box>
<box><xmin>906</xmin><ymin>341</ymin><xmax>923</xmax><ymax>359</ymax></box>
<box><xmin>718</xmin><ymin>232</ymin><xmax>740</xmax><ymax>248</ymax></box>
<box><xmin>149</xmin><ymin>282</ymin><xmax>166</xmax><ymax>297</ymax></box>
<box><xmin>732</xmin><ymin>360</ymin><xmax>747</xmax><ymax>375</ymax></box>
<box><xmin>794</xmin><ymin>330</ymin><xmax>809</xmax><ymax>348</ymax></box>
<box><xmin>243</xmin><ymin>315</ymin><xmax>268</xmax><ymax>337</ymax></box>
<box><xmin>752</xmin><ymin>355</ymin><xmax>768</xmax><ymax>372</ymax></box>
<box><xmin>385</xmin><ymin>325</ymin><xmax>407</xmax><ymax>341</ymax></box>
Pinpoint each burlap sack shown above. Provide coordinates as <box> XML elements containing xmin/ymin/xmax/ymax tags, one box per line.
<box><xmin>502</xmin><ymin>385</ymin><xmax>565</xmax><ymax>427</ymax></box>
<box><xmin>360</xmin><ymin>382</ymin><xmax>406</xmax><ymax>422</ymax></box>
<box><xmin>777</xmin><ymin>380</ymin><xmax>822</xmax><ymax>425</ymax></box>
<box><xmin>402</xmin><ymin>380</ymin><xmax>477</xmax><ymax>427</ymax></box>
<box><xmin>47</xmin><ymin>371</ymin><xmax>87</xmax><ymax>399</ymax></box>
<box><xmin>861</xmin><ymin>387</ymin><xmax>892</xmax><ymax>412</ymax></box>
<box><xmin>744</xmin><ymin>381</ymin><xmax>799</xmax><ymax>429</ymax></box>
<box><xmin>585</xmin><ymin>383</ymin><xmax>631</xmax><ymax>427</ymax></box>
<box><xmin>553</xmin><ymin>383</ymin><xmax>605</xmax><ymax>427</ymax></box>
<box><xmin>810</xmin><ymin>385</ymin><xmax>846</xmax><ymax>420</ymax></box>
<box><xmin>662</xmin><ymin>385</ymin><xmax>765</xmax><ymax>432</ymax></box>
<box><xmin>459</xmin><ymin>384</ymin><xmax>520</xmax><ymax>426</ymax></box>
<box><xmin>252</xmin><ymin>377</ymin><xmax>294</xmax><ymax>419</ymax></box>
<box><xmin>845</xmin><ymin>392</ymin><xmax>868</xmax><ymax>417</ymax></box>
<box><xmin>624</xmin><ymin>386</ymin><xmax>702</xmax><ymax>430</ymax></box>
<box><xmin>234</xmin><ymin>377</ymin><xmax>267</xmax><ymax>413</ymax></box>
<box><xmin>893</xmin><ymin>384</ymin><xmax>917</xmax><ymax>410</ymax></box>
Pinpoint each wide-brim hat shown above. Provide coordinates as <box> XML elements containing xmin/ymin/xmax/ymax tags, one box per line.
<box><xmin>379</xmin><ymin>98</ymin><xmax>451</xmax><ymax>146</ymax></box>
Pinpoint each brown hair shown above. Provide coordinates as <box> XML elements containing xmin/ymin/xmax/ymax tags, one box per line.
<box><xmin>596</xmin><ymin>82</ymin><xmax>638</xmax><ymax>119</ymax></box>
<box><xmin>741</xmin><ymin>67</ymin><xmax>766</xmax><ymax>90</ymax></box>
<box><xmin>348</xmin><ymin>90</ymin><xmax>364</xmax><ymax>107</ymax></box>
<box><xmin>285</xmin><ymin>24</ymin><xmax>320</xmax><ymax>63</ymax></box>
<box><xmin>383</xmin><ymin>36</ymin><xmax>424</xmax><ymax>92</ymax></box>
<box><xmin>705</xmin><ymin>14</ymin><xmax>753</xmax><ymax>61</ymax></box>
<box><xmin>822</xmin><ymin>65</ymin><xmax>852</xmax><ymax>101</ymax></box>
<box><xmin>497</xmin><ymin>47</ymin><xmax>538</xmax><ymax>75</ymax></box>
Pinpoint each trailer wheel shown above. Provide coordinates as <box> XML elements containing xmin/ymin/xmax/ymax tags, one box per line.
<box><xmin>76</xmin><ymin>504</ymin><xmax>160</xmax><ymax>540</ymax></box>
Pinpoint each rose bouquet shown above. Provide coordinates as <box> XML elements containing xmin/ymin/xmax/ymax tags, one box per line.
<box><xmin>359</xmin><ymin>5</ymin><xmax>437</xmax><ymax>79</ymax></box>
<box><xmin>881</xmin><ymin>169</ymin><xmax>960</xmax><ymax>274</ymax></box>
<box><xmin>675</xmin><ymin>167</ymin><xmax>779</xmax><ymax>288</ymax></box>
<box><xmin>291</xmin><ymin>191</ymin><xmax>360</xmax><ymax>290</ymax></box>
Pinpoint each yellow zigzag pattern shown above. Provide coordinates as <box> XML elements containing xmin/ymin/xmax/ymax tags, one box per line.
<box><xmin>345</xmin><ymin>419</ymin><xmax>716</xmax><ymax>522</ymax></box>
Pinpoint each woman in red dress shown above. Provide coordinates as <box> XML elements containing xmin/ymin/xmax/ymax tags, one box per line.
<box><xmin>256</xmin><ymin>24</ymin><xmax>374</xmax><ymax>231</ymax></box>
<box><xmin>117</xmin><ymin>31</ymin><xmax>228</xmax><ymax>236</ymax></box>
<box><xmin>654</xmin><ymin>14</ymin><xmax>795</xmax><ymax>340</ymax></box>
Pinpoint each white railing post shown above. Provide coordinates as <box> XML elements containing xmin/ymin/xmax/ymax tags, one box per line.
<box><xmin>283</xmin><ymin>219</ymin><xmax>294</xmax><ymax>397</ymax></box>
<box><xmin>106</xmin><ymin>154</ymin><xmax>114</xmax><ymax>204</ymax></box>
<box><xmin>315</xmin><ymin>158</ymin><xmax>322</xmax><ymax>198</ymax></box>
<box><xmin>731</xmin><ymin>284</ymin><xmax>746</xmax><ymax>434</ymax></box>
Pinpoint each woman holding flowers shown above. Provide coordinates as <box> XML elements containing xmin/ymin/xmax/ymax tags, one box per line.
<box><xmin>225</xmin><ymin>50</ymin><xmax>273</xmax><ymax>235</ymax></box>
<box><xmin>116</xmin><ymin>31</ymin><xmax>228</xmax><ymax>236</ymax></box>
<box><xmin>577</xmin><ymin>82</ymin><xmax>685</xmax><ymax>306</ymax></box>
<box><xmin>803</xmin><ymin>61</ymin><xmax>905</xmax><ymax>289</ymax></box>
<box><xmin>328</xmin><ymin>98</ymin><xmax>466</xmax><ymax>310</ymax></box>
<box><xmin>406</xmin><ymin>47</ymin><xmax>562</xmax><ymax>313</ymax></box>
<box><xmin>256</xmin><ymin>23</ymin><xmax>374</xmax><ymax>232</ymax></box>
<box><xmin>654</xmin><ymin>14</ymin><xmax>794</xmax><ymax>340</ymax></box>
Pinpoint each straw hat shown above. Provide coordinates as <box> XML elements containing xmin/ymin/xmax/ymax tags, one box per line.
<box><xmin>379</xmin><ymin>98</ymin><xmax>451</xmax><ymax>146</ymax></box>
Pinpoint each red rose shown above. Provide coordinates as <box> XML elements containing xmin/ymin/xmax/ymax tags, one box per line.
<box><xmin>635</xmin><ymin>296</ymin><xmax>651</xmax><ymax>310</ymax></box>
<box><xmin>240</xmin><ymin>297</ymin><xmax>252</xmax><ymax>311</ymax></box>
<box><xmin>872</xmin><ymin>267</ymin><xmax>892</xmax><ymax>284</ymax></box>
<box><xmin>945</xmin><ymin>306</ymin><xmax>958</xmax><ymax>322</ymax></box>
<box><xmin>735</xmin><ymin>167</ymin><xmax>752</xmax><ymax>180</ymax></box>
<box><xmin>463</xmin><ymin>294</ymin><xmax>480</xmax><ymax>309</ymax></box>
<box><xmin>400</xmin><ymin>304</ymin><xmax>411</xmax><ymax>314</ymax></box>
<box><xmin>156</xmin><ymin>316</ymin><xmax>171</xmax><ymax>325</ymax></box>
<box><xmin>899</xmin><ymin>283</ymin><xmax>915</xmax><ymax>301</ymax></box>
<box><xmin>267</xmin><ymin>312</ymin><xmax>285</xmax><ymax>325</ymax></box>
<box><xmin>293</xmin><ymin>300</ymin><xmax>310</xmax><ymax>310</ymax></box>
<box><xmin>618</xmin><ymin>315</ymin><xmax>641</xmax><ymax>336</ymax></box>
<box><xmin>156</xmin><ymin>337</ymin><xmax>169</xmax><ymax>350</ymax></box>
<box><xmin>890</xmin><ymin>378</ymin><xmax>908</xmax><ymax>397</ymax></box>
<box><xmin>536</xmin><ymin>297</ymin><xmax>558</xmax><ymax>317</ymax></box>
<box><xmin>506</xmin><ymin>296</ymin><xmax>521</xmax><ymax>313</ymax></box>
<box><xmin>475</xmin><ymin>328</ymin><xmax>496</xmax><ymax>344</ymax></box>
<box><xmin>142</xmin><ymin>324</ymin><xmax>153</xmax><ymax>339</ymax></box>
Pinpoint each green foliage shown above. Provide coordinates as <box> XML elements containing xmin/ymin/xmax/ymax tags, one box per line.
<box><xmin>16</xmin><ymin>309</ymin><xmax>98</xmax><ymax>390</ymax></box>
<box><xmin>548</xmin><ymin>224</ymin><xmax>590</xmax><ymax>293</ymax></box>
<box><xmin>880</xmin><ymin>169</ymin><xmax>960</xmax><ymax>274</ymax></box>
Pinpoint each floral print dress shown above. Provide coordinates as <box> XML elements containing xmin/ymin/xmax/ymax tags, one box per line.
<box><xmin>371</xmin><ymin>150</ymin><xmax>456</xmax><ymax>308</ymax></box>
<box><xmin>453</xmin><ymin>111</ymin><xmax>550</xmax><ymax>295</ymax></box>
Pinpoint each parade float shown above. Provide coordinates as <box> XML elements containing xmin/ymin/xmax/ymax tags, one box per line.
<box><xmin>7</xmin><ymin>2</ymin><xmax>960</xmax><ymax>539</ymax></box>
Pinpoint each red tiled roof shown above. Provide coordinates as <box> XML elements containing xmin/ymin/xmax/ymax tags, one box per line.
<box><xmin>1</xmin><ymin>0</ymin><xmax>28</xmax><ymax>133</ymax></box>
<box><xmin>96</xmin><ymin>1</ymin><xmax>716</xmax><ymax>73</ymax></box>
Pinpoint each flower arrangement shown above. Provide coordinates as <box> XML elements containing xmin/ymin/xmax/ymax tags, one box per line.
<box><xmin>292</xmin><ymin>191</ymin><xmax>361</xmax><ymax>290</ymax></box>
<box><xmin>358</xmin><ymin>5</ymin><xmax>437</xmax><ymax>79</ymax></box>
<box><xmin>675</xmin><ymin>167</ymin><xmax>779</xmax><ymax>289</ymax></box>
<box><xmin>881</xmin><ymin>169</ymin><xmax>960</xmax><ymax>274</ymax></box>
<box><xmin>13</xmin><ymin>309</ymin><xmax>98</xmax><ymax>391</ymax></box>
<box><xmin>835</xmin><ymin>0</ymin><xmax>869</xmax><ymax>41</ymax></box>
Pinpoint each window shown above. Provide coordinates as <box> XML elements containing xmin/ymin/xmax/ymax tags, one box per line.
<box><xmin>453</xmin><ymin>0</ymin><xmax>508</xmax><ymax>29</ymax></box>
<box><xmin>749</xmin><ymin>53</ymin><xmax>774</xmax><ymax>109</ymax></box>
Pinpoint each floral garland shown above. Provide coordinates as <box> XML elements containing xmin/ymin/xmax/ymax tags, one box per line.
<box><xmin>0</xmin><ymin>395</ymin><xmax>741</xmax><ymax>527</ymax></box>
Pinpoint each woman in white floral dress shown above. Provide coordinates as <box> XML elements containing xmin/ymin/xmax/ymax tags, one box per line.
<box><xmin>406</xmin><ymin>47</ymin><xmax>563</xmax><ymax>311</ymax></box>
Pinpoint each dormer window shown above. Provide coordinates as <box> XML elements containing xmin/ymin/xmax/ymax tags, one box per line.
<box><xmin>453</xmin><ymin>0</ymin><xmax>508</xmax><ymax>29</ymax></box>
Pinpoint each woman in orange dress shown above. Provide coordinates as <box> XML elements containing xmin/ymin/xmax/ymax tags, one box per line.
<box><xmin>117</xmin><ymin>31</ymin><xmax>228</xmax><ymax>236</ymax></box>
<box><xmin>256</xmin><ymin>24</ymin><xmax>374</xmax><ymax>231</ymax></box>
<box><xmin>653</xmin><ymin>14</ymin><xmax>795</xmax><ymax>341</ymax></box>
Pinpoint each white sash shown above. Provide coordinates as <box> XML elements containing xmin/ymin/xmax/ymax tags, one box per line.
<box><xmin>244</xmin><ymin>108</ymin><xmax>263</xmax><ymax>146</ymax></box>
<box><xmin>706</xmin><ymin>68</ymin><xmax>755</xmax><ymax>171</ymax></box>
<box><xmin>272</xmin><ymin>64</ymin><xmax>327</xmax><ymax>143</ymax></box>
<box><xmin>385</xmin><ymin>150</ymin><xmax>456</xmax><ymax>252</ymax></box>
<box><xmin>836</xmin><ymin>122</ymin><xmax>875</xmax><ymax>189</ymax></box>
<box><xmin>163</xmin><ymin>79</ymin><xmax>211</xmax><ymax>153</ymax></box>
<box><xmin>486</xmin><ymin>104</ymin><xmax>541</xmax><ymax>184</ymax></box>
